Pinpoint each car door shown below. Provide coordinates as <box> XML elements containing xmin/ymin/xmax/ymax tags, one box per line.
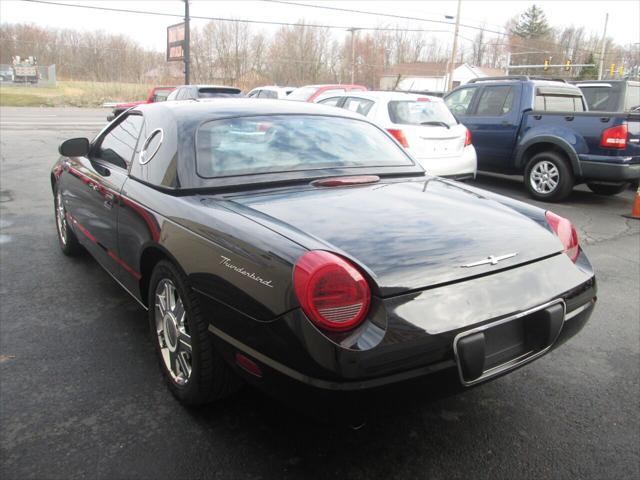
<box><xmin>65</xmin><ymin>113</ymin><xmax>144</xmax><ymax>283</ymax></box>
<box><xmin>461</xmin><ymin>84</ymin><xmax>522</xmax><ymax>170</ymax></box>
<box><xmin>444</xmin><ymin>85</ymin><xmax>479</xmax><ymax>118</ymax></box>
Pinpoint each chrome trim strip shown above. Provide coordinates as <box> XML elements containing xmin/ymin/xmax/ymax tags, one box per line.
<box><xmin>453</xmin><ymin>298</ymin><xmax>566</xmax><ymax>387</ymax></box>
<box><xmin>139</xmin><ymin>128</ymin><xmax>163</xmax><ymax>165</ymax></box>
<box><xmin>564</xmin><ymin>299</ymin><xmax>595</xmax><ymax>321</ymax></box>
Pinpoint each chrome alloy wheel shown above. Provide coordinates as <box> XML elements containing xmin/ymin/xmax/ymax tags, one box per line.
<box><xmin>529</xmin><ymin>160</ymin><xmax>560</xmax><ymax>194</ymax></box>
<box><xmin>154</xmin><ymin>279</ymin><xmax>192</xmax><ymax>385</ymax></box>
<box><xmin>55</xmin><ymin>191</ymin><xmax>67</xmax><ymax>245</ymax></box>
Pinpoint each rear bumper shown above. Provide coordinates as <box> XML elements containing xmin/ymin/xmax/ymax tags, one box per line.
<box><xmin>414</xmin><ymin>145</ymin><xmax>477</xmax><ymax>179</ymax></box>
<box><xmin>204</xmin><ymin>250</ymin><xmax>596</xmax><ymax>401</ymax></box>
<box><xmin>212</xmin><ymin>298</ymin><xmax>594</xmax><ymax>392</ymax></box>
<box><xmin>579</xmin><ymin>158</ymin><xmax>640</xmax><ymax>182</ymax></box>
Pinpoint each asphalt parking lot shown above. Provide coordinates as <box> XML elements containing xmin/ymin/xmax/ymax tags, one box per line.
<box><xmin>1</xmin><ymin>106</ymin><xmax>639</xmax><ymax>480</ymax></box>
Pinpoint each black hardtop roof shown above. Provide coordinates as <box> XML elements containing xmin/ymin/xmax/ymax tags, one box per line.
<box><xmin>134</xmin><ymin>98</ymin><xmax>365</xmax><ymax>122</ymax></box>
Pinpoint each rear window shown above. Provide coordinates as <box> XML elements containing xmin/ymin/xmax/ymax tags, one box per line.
<box><xmin>534</xmin><ymin>94</ymin><xmax>585</xmax><ymax>112</ymax></box>
<box><xmin>287</xmin><ymin>87</ymin><xmax>317</xmax><ymax>101</ymax></box>
<box><xmin>580</xmin><ymin>86</ymin><xmax>619</xmax><ymax>111</ymax></box>
<box><xmin>198</xmin><ymin>87</ymin><xmax>242</xmax><ymax>98</ymax></box>
<box><xmin>388</xmin><ymin>100</ymin><xmax>457</xmax><ymax>127</ymax></box>
<box><xmin>196</xmin><ymin>115</ymin><xmax>413</xmax><ymax>178</ymax></box>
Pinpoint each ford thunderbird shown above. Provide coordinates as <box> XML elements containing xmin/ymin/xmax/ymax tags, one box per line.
<box><xmin>51</xmin><ymin>99</ymin><xmax>597</xmax><ymax>407</ymax></box>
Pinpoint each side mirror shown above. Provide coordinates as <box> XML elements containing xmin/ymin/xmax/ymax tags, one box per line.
<box><xmin>59</xmin><ymin>138</ymin><xmax>90</xmax><ymax>157</ymax></box>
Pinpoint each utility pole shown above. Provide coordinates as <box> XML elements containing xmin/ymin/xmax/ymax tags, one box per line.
<box><xmin>184</xmin><ymin>0</ymin><xmax>191</xmax><ymax>85</ymax></box>
<box><xmin>597</xmin><ymin>13</ymin><xmax>608</xmax><ymax>80</ymax></box>
<box><xmin>447</xmin><ymin>0</ymin><xmax>462</xmax><ymax>91</ymax></box>
<box><xmin>347</xmin><ymin>28</ymin><xmax>360</xmax><ymax>84</ymax></box>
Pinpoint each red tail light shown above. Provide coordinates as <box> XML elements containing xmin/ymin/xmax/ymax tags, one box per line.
<box><xmin>387</xmin><ymin>128</ymin><xmax>409</xmax><ymax>148</ymax></box>
<box><xmin>545</xmin><ymin>211</ymin><xmax>579</xmax><ymax>262</ymax></box>
<box><xmin>294</xmin><ymin>251</ymin><xmax>371</xmax><ymax>332</ymax></box>
<box><xmin>464</xmin><ymin>127</ymin><xmax>472</xmax><ymax>147</ymax></box>
<box><xmin>600</xmin><ymin>124</ymin><xmax>627</xmax><ymax>149</ymax></box>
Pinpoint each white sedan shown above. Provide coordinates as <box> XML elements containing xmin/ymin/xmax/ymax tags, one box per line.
<box><xmin>319</xmin><ymin>91</ymin><xmax>477</xmax><ymax>180</ymax></box>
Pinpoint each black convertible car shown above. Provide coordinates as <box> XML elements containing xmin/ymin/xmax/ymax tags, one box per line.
<box><xmin>52</xmin><ymin>99</ymin><xmax>596</xmax><ymax>408</ymax></box>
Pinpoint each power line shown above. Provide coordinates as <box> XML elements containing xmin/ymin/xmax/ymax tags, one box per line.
<box><xmin>261</xmin><ymin>0</ymin><xmax>613</xmax><ymax>56</ymax></box>
<box><xmin>18</xmin><ymin>0</ymin><xmax>450</xmax><ymax>34</ymax></box>
<box><xmin>18</xmin><ymin>0</ymin><xmax>614</xmax><ymax>56</ymax></box>
<box><xmin>262</xmin><ymin>0</ymin><xmax>508</xmax><ymax>36</ymax></box>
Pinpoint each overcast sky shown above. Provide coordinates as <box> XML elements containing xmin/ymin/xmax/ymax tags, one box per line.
<box><xmin>2</xmin><ymin>0</ymin><xmax>639</xmax><ymax>52</ymax></box>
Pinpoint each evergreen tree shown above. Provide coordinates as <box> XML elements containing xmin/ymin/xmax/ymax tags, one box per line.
<box><xmin>577</xmin><ymin>53</ymin><xmax>598</xmax><ymax>80</ymax></box>
<box><xmin>512</xmin><ymin>5</ymin><xmax>551</xmax><ymax>39</ymax></box>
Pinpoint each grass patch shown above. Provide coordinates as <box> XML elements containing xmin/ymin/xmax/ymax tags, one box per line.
<box><xmin>0</xmin><ymin>81</ymin><xmax>155</xmax><ymax>107</ymax></box>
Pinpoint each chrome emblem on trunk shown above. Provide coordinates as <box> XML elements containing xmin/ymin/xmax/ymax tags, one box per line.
<box><xmin>462</xmin><ymin>252</ymin><xmax>518</xmax><ymax>268</ymax></box>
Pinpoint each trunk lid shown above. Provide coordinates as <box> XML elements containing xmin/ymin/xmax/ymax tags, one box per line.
<box><xmin>403</xmin><ymin>123</ymin><xmax>467</xmax><ymax>159</ymax></box>
<box><xmin>226</xmin><ymin>178</ymin><xmax>563</xmax><ymax>296</ymax></box>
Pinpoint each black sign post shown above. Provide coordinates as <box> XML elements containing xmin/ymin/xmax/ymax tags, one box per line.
<box><xmin>184</xmin><ymin>1</ymin><xmax>190</xmax><ymax>85</ymax></box>
<box><xmin>166</xmin><ymin>2</ymin><xmax>190</xmax><ymax>84</ymax></box>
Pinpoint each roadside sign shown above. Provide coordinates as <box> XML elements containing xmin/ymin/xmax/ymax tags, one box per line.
<box><xmin>167</xmin><ymin>22</ymin><xmax>185</xmax><ymax>62</ymax></box>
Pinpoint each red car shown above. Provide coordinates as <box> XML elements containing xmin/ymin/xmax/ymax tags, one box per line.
<box><xmin>107</xmin><ymin>86</ymin><xmax>175</xmax><ymax>121</ymax></box>
<box><xmin>287</xmin><ymin>84</ymin><xmax>367</xmax><ymax>103</ymax></box>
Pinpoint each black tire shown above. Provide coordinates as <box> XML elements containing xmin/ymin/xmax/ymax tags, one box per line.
<box><xmin>54</xmin><ymin>187</ymin><xmax>82</xmax><ymax>256</ymax></box>
<box><xmin>524</xmin><ymin>151</ymin><xmax>574</xmax><ymax>202</ymax></box>
<box><xmin>148</xmin><ymin>260</ymin><xmax>241</xmax><ymax>406</ymax></box>
<box><xmin>587</xmin><ymin>182</ymin><xmax>629</xmax><ymax>196</ymax></box>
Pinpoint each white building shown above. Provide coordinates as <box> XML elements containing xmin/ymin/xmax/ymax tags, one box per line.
<box><xmin>379</xmin><ymin>62</ymin><xmax>506</xmax><ymax>92</ymax></box>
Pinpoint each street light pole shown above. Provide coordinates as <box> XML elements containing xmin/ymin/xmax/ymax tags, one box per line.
<box><xmin>447</xmin><ymin>0</ymin><xmax>462</xmax><ymax>91</ymax></box>
<box><xmin>347</xmin><ymin>28</ymin><xmax>360</xmax><ymax>84</ymax></box>
<box><xmin>597</xmin><ymin>12</ymin><xmax>608</xmax><ymax>80</ymax></box>
<box><xmin>184</xmin><ymin>0</ymin><xmax>190</xmax><ymax>85</ymax></box>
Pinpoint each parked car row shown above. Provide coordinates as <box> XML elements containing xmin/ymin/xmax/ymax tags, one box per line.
<box><xmin>104</xmin><ymin>77</ymin><xmax>640</xmax><ymax>201</ymax></box>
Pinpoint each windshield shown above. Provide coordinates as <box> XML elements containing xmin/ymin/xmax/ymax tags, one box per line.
<box><xmin>287</xmin><ymin>87</ymin><xmax>317</xmax><ymax>101</ymax></box>
<box><xmin>388</xmin><ymin>100</ymin><xmax>457</xmax><ymax>126</ymax></box>
<box><xmin>196</xmin><ymin>115</ymin><xmax>413</xmax><ymax>178</ymax></box>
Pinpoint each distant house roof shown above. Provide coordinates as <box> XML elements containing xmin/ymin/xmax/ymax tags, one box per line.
<box><xmin>381</xmin><ymin>62</ymin><xmax>505</xmax><ymax>79</ymax></box>
<box><xmin>466</xmin><ymin>65</ymin><xmax>507</xmax><ymax>77</ymax></box>
<box><xmin>381</xmin><ymin>62</ymin><xmax>463</xmax><ymax>78</ymax></box>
